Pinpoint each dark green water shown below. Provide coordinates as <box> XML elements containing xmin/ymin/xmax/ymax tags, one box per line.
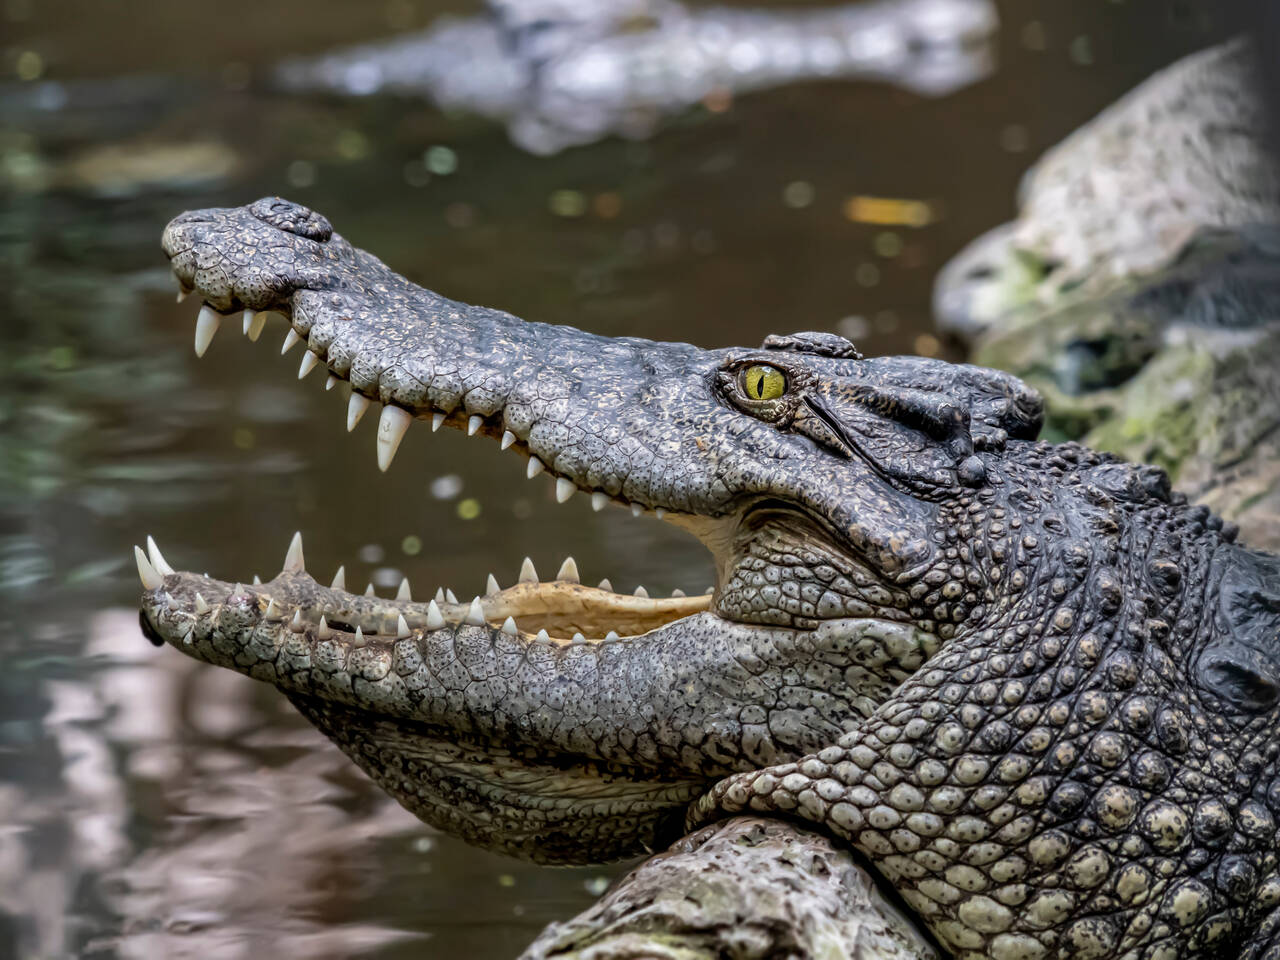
<box><xmin>0</xmin><ymin>1</ymin><xmax>1230</xmax><ymax>956</ymax></box>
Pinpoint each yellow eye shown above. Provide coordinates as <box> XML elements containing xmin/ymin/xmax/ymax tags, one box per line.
<box><xmin>742</xmin><ymin>364</ymin><xmax>786</xmax><ymax>401</ymax></box>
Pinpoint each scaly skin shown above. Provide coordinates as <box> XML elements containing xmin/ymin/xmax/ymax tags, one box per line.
<box><xmin>142</xmin><ymin>198</ymin><xmax>1280</xmax><ymax>958</ymax></box>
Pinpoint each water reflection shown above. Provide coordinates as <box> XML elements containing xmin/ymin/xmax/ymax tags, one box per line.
<box><xmin>0</xmin><ymin>0</ymin><xmax>1233</xmax><ymax>956</ymax></box>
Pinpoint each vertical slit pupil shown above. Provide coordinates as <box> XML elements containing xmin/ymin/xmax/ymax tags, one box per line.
<box><xmin>753</xmin><ymin>373</ymin><xmax>764</xmax><ymax>398</ymax></box>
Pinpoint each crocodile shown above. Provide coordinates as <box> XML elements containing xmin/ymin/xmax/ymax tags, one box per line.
<box><xmin>139</xmin><ymin>197</ymin><xmax>1280</xmax><ymax>960</ymax></box>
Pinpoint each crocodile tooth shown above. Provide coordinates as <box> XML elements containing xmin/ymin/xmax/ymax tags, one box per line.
<box><xmin>244</xmin><ymin>309</ymin><xmax>268</xmax><ymax>341</ymax></box>
<box><xmin>182</xmin><ymin>627</ymin><xmax>194</xmax><ymax>645</ymax></box>
<box><xmin>364</xmin><ymin>583</ymin><xmax>376</xmax><ymax>597</ymax></box>
<box><xmin>501</xmin><ymin>430</ymin><xmax>516</xmax><ymax>450</ymax></box>
<box><xmin>501</xmin><ymin>616</ymin><xmax>518</xmax><ymax>636</ymax></box>
<box><xmin>518</xmin><ymin>557</ymin><xmax>538</xmax><ymax>583</ymax></box>
<box><xmin>283</xmin><ymin>531</ymin><xmax>305</xmax><ymax>573</ymax></box>
<box><xmin>634</xmin><ymin>585</ymin><xmax>649</xmax><ymax>598</ymax></box>
<box><xmin>434</xmin><ymin>586</ymin><xmax>446</xmax><ymax>603</ymax></box>
<box><xmin>464</xmin><ymin>596</ymin><xmax>486</xmax><ymax>626</ymax></box>
<box><xmin>425</xmin><ymin>599</ymin><xmax>445</xmax><ymax>630</ymax></box>
<box><xmin>265</xmin><ymin>598</ymin><xmax>282</xmax><ymax>617</ymax></box>
<box><xmin>591</xmin><ymin>492</ymin><xmax>608</xmax><ymax>512</ymax></box>
<box><xmin>318</xmin><ymin>615</ymin><xmax>331</xmax><ymax>639</ymax></box>
<box><xmin>655</xmin><ymin>508</ymin><xmax>667</xmax><ymax>519</ymax></box>
<box><xmin>347</xmin><ymin>393</ymin><xmax>370</xmax><ymax>432</ymax></box>
<box><xmin>281</xmin><ymin>328</ymin><xmax>302</xmax><ymax>355</ymax></box>
<box><xmin>555</xmin><ymin>477</ymin><xmax>575</xmax><ymax>503</ymax></box>
<box><xmin>445</xmin><ymin>588</ymin><xmax>458</xmax><ymax>604</ymax></box>
<box><xmin>146</xmin><ymin>535</ymin><xmax>175</xmax><ymax>576</ymax></box>
<box><xmin>572</xmin><ymin>632</ymin><xmax>586</xmax><ymax>644</ymax></box>
<box><xmin>134</xmin><ymin>546</ymin><xmax>163</xmax><ymax>590</ymax></box>
<box><xmin>467</xmin><ymin>415</ymin><xmax>482</xmax><ymax>436</ymax></box>
<box><xmin>597</xmin><ymin>578</ymin><xmax>614</xmax><ymax>592</ymax></box>
<box><xmin>526</xmin><ymin>458</ymin><xmax>545</xmax><ymax>479</ymax></box>
<box><xmin>705</xmin><ymin>586</ymin><xmax>714</xmax><ymax>594</ymax></box>
<box><xmin>556</xmin><ymin>557</ymin><xmax>580</xmax><ymax>583</ymax></box>
<box><xmin>486</xmin><ymin>574</ymin><xmax>501</xmax><ymax>595</ymax></box>
<box><xmin>325</xmin><ymin>374</ymin><xmax>339</xmax><ymax>391</ymax></box>
<box><xmin>176</xmin><ymin>288</ymin><xmax>188</xmax><ymax>303</ymax></box>
<box><xmin>376</xmin><ymin>405</ymin><xmax>412</xmax><ymax>472</ymax></box>
<box><xmin>232</xmin><ymin>583</ymin><xmax>244</xmax><ymax>597</ymax></box>
<box><xmin>431</xmin><ymin>412</ymin><xmax>445</xmax><ymax>432</ymax></box>
<box><xmin>396</xmin><ymin>577</ymin><xmax>412</xmax><ymax>601</ymax></box>
<box><xmin>352</xmin><ymin>625</ymin><xmax>366</xmax><ymax>647</ymax></box>
<box><xmin>252</xmin><ymin>575</ymin><xmax>262</xmax><ymax>585</ymax></box>
<box><xmin>194</xmin><ymin>592</ymin><xmax>211</xmax><ymax>614</ymax></box>
<box><xmin>396</xmin><ymin>614</ymin><xmax>410</xmax><ymax>638</ymax></box>
<box><xmin>297</xmin><ymin>351</ymin><xmax>320</xmax><ymax>379</ymax></box>
<box><xmin>630</xmin><ymin>503</ymin><xmax>643</xmax><ymax>518</ymax></box>
<box><xmin>194</xmin><ymin>305</ymin><xmax>222</xmax><ymax>358</ymax></box>
<box><xmin>671</xmin><ymin>588</ymin><xmax>686</xmax><ymax>597</ymax></box>
<box><xmin>535</xmin><ymin>629</ymin><xmax>549</xmax><ymax>642</ymax></box>
<box><xmin>290</xmin><ymin>608</ymin><xmax>305</xmax><ymax>632</ymax></box>
<box><xmin>605</xmin><ymin>630</ymin><xmax>620</xmax><ymax>641</ymax></box>
<box><xmin>331</xmin><ymin>565</ymin><xmax>346</xmax><ymax>590</ymax></box>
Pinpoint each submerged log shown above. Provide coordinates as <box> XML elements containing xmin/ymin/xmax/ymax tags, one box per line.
<box><xmin>521</xmin><ymin>817</ymin><xmax>937</xmax><ymax>960</ymax></box>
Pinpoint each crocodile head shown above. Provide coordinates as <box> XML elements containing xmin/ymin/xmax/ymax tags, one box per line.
<box><xmin>142</xmin><ymin>198</ymin><xmax>1046</xmax><ymax>863</ymax></box>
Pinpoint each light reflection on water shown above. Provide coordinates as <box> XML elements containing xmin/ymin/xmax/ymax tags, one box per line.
<box><xmin>0</xmin><ymin>1</ymin><xmax>1226</xmax><ymax>956</ymax></box>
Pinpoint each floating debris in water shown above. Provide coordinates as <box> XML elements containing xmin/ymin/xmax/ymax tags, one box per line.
<box><xmin>843</xmin><ymin>195</ymin><xmax>934</xmax><ymax>226</ymax></box>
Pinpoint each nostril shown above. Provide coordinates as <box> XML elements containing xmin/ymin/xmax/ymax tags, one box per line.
<box><xmin>249</xmin><ymin>196</ymin><xmax>333</xmax><ymax>242</ymax></box>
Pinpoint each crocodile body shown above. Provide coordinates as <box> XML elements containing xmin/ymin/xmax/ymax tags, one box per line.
<box><xmin>140</xmin><ymin>198</ymin><xmax>1280</xmax><ymax>960</ymax></box>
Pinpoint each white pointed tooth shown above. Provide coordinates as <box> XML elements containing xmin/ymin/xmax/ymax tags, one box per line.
<box><xmin>467</xmin><ymin>415</ymin><xmax>482</xmax><ymax>436</ymax></box>
<box><xmin>352</xmin><ymin>625</ymin><xmax>366</xmax><ymax>647</ymax></box>
<box><xmin>591</xmin><ymin>492</ymin><xmax>608</xmax><ymax>512</ymax></box>
<box><xmin>671</xmin><ymin>588</ymin><xmax>686</xmax><ymax>597</ymax></box>
<box><xmin>395</xmin><ymin>577</ymin><xmax>412</xmax><ymax>601</ymax></box>
<box><xmin>526</xmin><ymin>458</ymin><xmax>545</xmax><ymax>479</ymax></box>
<box><xmin>605</xmin><ymin>630</ymin><xmax>620</xmax><ymax>641</ymax></box>
<box><xmin>195</xmin><ymin>592</ymin><xmax>211</xmax><ymax>614</ymax></box>
<box><xmin>431</xmin><ymin>412</ymin><xmax>445</xmax><ymax>432</ymax></box>
<box><xmin>397</xmin><ymin>614</ymin><xmax>410</xmax><ymax>638</ymax></box>
<box><xmin>318</xmin><ymin>615</ymin><xmax>332</xmax><ymax>639</ymax></box>
<box><xmin>556</xmin><ymin>557</ymin><xmax>580</xmax><ymax>583</ymax></box>
<box><xmin>364</xmin><ymin>583</ymin><xmax>376</xmax><ymax>597</ymax></box>
<box><xmin>518</xmin><ymin>557</ymin><xmax>538</xmax><ymax>583</ymax></box>
<box><xmin>252</xmin><ymin>574</ymin><xmax>262</xmax><ymax>585</ymax></box>
<box><xmin>182</xmin><ymin>627</ymin><xmax>194</xmax><ymax>645</ymax></box>
<box><xmin>247</xmin><ymin>310</ymin><xmax>267</xmax><ymax>342</ymax></box>
<box><xmin>705</xmin><ymin>586</ymin><xmax>715</xmax><ymax>595</ymax></box>
<box><xmin>281</xmin><ymin>328</ymin><xmax>302</xmax><ymax>354</ymax></box>
<box><xmin>655</xmin><ymin>508</ymin><xmax>667</xmax><ymax>519</ymax></box>
<box><xmin>242</xmin><ymin>309</ymin><xmax>253</xmax><ymax>336</ymax></box>
<box><xmin>633</xmin><ymin>585</ymin><xmax>649</xmax><ymax>598</ymax></box>
<box><xmin>298</xmin><ymin>351</ymin><xmax>320</xmax><ymax>379</ymax></box>
<box><xmin>176</xmin><ymin>288</ymin><xmax>188</xmax><ymax>303</ymax></box>
<box><xmin>265</xmin><ymin>598</ymin><xmax>282</xmax><ymax>617</ymax></box>
<box><xmin>464</xmin><ymin>596</ymin><xmax>486</xmax><ymax>626</ymax></box>
<box><xmin>377</xmin><ymin>405</ymin><xmax>412</xmax><ymax>472</ymax></box>
<box><xmin>445</xmin><ymin>588</ymin><xmax>458</xmax><ymax>604</ymax></box>
<box><xmin>325</xmin><ymin>374</ymin><xmax>339</xmax><ymax>391</ymax></box>
<box><xmin>331</xmin><ymin>565</ymin><xmax>346</xmax><ymax>591</ymax></box>
<box><xmin>501</xmin><ymin>616</ymin><xmax>518</xmax><ymax>636</ymax></box>
<box><xmin>283</xmin><ymin>531</ymin><xmax>305</xmax><ymax>574</ymax></box>
<box><xmin>134</xmin><ymin>546</ymin><xmax>163</xmax><ymax>590</ymax></box>
<box><xmin>596</xmin><ymin>578</ymin><xmax>614</xmax><ymax>592</ymax></box>
<box><xmin>347</xmin><ymin>393</ymin><xmax>371</xmax><ymax>432</ymax></box>
<box><xmin>535</xmin><ymin>628</ymin><xmax>550</xmax><ymax>643</ymax></box>
<box><xmin>434</xmin><ymin>586</ymin><xmax>446</xmax><ymax>603</ymax></box>
<box><xmin>555</xmin><ymin>477</ymin><xmax>575</xmax><ymax>503</ymax></box>
<box><xmin>572</xmin><ymin>632</ymin><xmax>586</xmax><ymax>644</ymax></box>
<box><xmin>290</xmin><ymin>608</ymin><xmax>304</xmax><ymax>632</ymax></box>
<box><xmin>486</xmin><ymin>574</ymin><xmax>501</xmax><ymax>595</ymax></box>
<box><xmin>501</xmin><ymin>430</ymin><xmax>516</xmax><ymax>450</ymax></box>
<box><xmin>232</xmin><ymin>583</ymin><xmax>244</xmax><ymax>596</ymax></box>
<box><xmin>145</xmin><ymin>535</ymin><xmax>175</xmax><ymax>576</ymax></box>
<box><xmin>426</xmin><ymin>599</ymin><xmax>445</xmax><ymax>630</ymax></box>
<box><xmin>194</xmin><ymin>305</ymin><xmax>222</xmax><ymax>357</ymax></box>
<box><xmin>630</xmin><ymin>503</ymin><xmax>643</xmax><ymax>518</ymax></box>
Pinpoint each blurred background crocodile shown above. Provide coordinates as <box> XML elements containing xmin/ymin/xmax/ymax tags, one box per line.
<box><xmin>139</xmin><ymin>197</ymin><xmax>1280</xmax><ymax>960</ymax></box>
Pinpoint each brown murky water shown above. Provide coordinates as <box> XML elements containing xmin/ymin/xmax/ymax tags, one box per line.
<box><xmin>0</xmin><ymin>1</ymin><xmax>1233</xmax><ymax>957</ymax></box>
